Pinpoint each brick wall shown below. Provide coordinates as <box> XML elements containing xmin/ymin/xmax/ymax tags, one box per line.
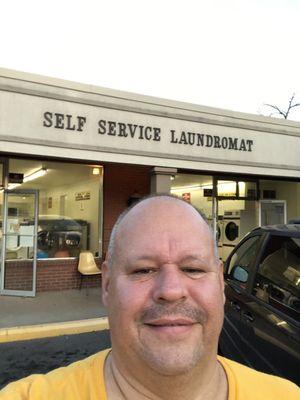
<box><xmin>4</xmin><ymin>258</ymin><xmax>102</xmax><ymax>292</ymax></box>
<box><xmin>36</xmin><ymin>258</ymin><xmax>102</xmax><ymax>291</ymax></box>
<box><xmin>103</xmin><ymin>163</ymin><xmax>151</xmax><ymax>254</ymax></box>
<box><xmin>4</xmin><ymin>261</ymin><xmax>33</xmax><ymax>291</ymax></box>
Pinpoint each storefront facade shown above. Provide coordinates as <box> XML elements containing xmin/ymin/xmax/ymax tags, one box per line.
<box><xmin>0</xmin><ymin>68</ymin><xmax>299</xmax><ymax>296</ymax></box>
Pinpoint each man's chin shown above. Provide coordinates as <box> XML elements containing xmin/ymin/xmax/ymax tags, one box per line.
<box><xmin>138</xmin><ymin>342</ymin><xmax>204</xmax><ymax>376</ymax></box>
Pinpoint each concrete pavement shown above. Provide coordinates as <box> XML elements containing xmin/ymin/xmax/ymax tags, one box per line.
<box><xmin>0</xmin><ymin>288</ymin><xmax>111</xmax><ymax>389</ymax></box>
<box><xmin>0</xmin><ymin>288</ymin><xmax>109</xmax><ymax>342</ymax></box>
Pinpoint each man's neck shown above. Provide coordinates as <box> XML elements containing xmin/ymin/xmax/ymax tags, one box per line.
<box><xmin>104</xmin><ymin>353</ymin><xmax>228</xmax><ymax>400</ymax></box>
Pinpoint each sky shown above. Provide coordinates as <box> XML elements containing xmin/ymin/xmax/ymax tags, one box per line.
<box><xmin>1</xmin><ymin>0</ymin><xmax>300</xmax><ymax>120</ymax></box>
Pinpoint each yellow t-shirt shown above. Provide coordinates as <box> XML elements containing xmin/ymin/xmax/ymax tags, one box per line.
<box><xmin>0</xmin><ymin>349</ymin><xmax>298</xmax><ymax>399</ymax></box>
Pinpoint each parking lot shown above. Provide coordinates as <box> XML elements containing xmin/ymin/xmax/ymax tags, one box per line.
<box><xmin>0</xmin><ymin>330</ymin><xmax>111</xmax><ymax>389</ymax></box>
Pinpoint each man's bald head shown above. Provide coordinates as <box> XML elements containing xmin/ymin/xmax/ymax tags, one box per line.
<box><xmin>107</xmin><ymin>195</ymin><xmax>218</xmax><ymax>268</ymax></box>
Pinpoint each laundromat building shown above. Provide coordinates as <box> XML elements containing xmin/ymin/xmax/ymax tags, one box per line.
<box><xmin>0</xmin><ymin>68</ymin><xmax>299</xmax><ymax>297</ymax></box>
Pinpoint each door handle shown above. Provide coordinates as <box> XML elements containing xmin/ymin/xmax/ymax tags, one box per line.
<box><xmin>242</xmin><ymin>312</ymin><xmax>254</xmax><ymax>323</ymax></box>
<box><xmin>230</xmin><ymin>301</ymin><xmax>241</xmax><ymax>312</ymax></box>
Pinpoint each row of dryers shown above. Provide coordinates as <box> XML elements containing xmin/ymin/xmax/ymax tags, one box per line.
<box><xmin>217</xmin><ymin>210</ymin><xmax>255</xmax><ymax>261</ymax></box>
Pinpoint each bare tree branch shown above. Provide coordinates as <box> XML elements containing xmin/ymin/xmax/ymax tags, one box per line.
<box><xmin>264</xmin><ymin>103</ymin><xmax>288</xmax><ymax>119</ymax></box>
<box><xmin>264</xmin><ymin>93</ymin><xmax>300</xmax><ymax>119</ymax></box>
<box><xmin>290</xmin><ymin>103</ymin><xmax>300</xmax><ymax>109</ymax></box>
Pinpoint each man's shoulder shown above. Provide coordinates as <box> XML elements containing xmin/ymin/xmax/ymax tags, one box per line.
<box><xmin>218</xmin><ymin>356</ymin><xmax>299</xmax><ymax>399</ymax></box>
<box><xmin>0</xmin><ymin>349</ymin><xmax>110</xmax><ymax>400</ymax></box>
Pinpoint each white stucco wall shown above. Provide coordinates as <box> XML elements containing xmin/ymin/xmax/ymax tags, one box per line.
<box><xmin>0</xmin><ymin>68</ymin><xmax>300</xmax><ymax>178</ymax></box>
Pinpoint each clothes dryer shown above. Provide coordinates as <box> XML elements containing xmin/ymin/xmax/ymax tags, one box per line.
<box><xmin>222</xmin><ymin>210</ymin><xmax>241</xmax><ymax>261</ymax></box>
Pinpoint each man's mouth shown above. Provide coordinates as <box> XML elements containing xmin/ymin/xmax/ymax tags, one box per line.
<box><xmin>143</xmin><ymin>318</ymin><xmax>198</xmax><ymax>337</ymax></box>
<box><xmin>140</xmin><ymin>304</ymin><xmax>206</xmax><ymax>338</ymax></box>
<box><xmin>145</xmin><ymin>318</ymin><xmax>196</xmax><ymax>327</ymax></box>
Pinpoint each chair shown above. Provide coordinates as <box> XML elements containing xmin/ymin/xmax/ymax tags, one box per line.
<box><xmin>78</xmin><ymin>251</ymin><xmax>101</xmax><ymax>289</ymax></box>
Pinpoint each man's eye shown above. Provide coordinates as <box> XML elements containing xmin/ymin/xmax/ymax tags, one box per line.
<box><xmin>182</xmin><ymin>268</ymin><xmax>205</xmax><ymax>278</ymax></box>
<box><xmin>132</xmin><ymin>268</ymin><xmax>155</xmax><ymax>275</ymax></box>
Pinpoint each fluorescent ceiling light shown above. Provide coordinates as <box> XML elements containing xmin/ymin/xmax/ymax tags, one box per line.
<box><xmin>92</xmin><ymin>167</ymin><xmax>100</xmax><ymax>175</ymax></box>
<box><xmin>23</xmin><ymin>168</ymin><xmax>48</xmax><ymax>183</ymax></box>
<box><xmin>171</xmin><ymin>185</ymin><xmax>201</xmax><ymax>191</ymax></box>
<box><xmin>8</xmin><ymin>183</ymin><xmax>21</xmax><ymax>190</ymax></box>
<box><xmin>171</xmin><ymin>183</ymin><xmax>212</xmax><ymax>191</ymax></box>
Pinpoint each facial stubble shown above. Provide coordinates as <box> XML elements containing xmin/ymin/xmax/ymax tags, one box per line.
<box><xmin>135</xmin><ymin>303</ymin><xmax>208</xmax><ymax>376</ymax></box>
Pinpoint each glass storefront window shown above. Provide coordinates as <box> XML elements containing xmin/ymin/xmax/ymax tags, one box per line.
<box><xmin>260</xmin><ymin>180</ymin><xmax>300</xmax><ymax>224</ymax></box>
<box><xmin>8</xmin><ymin>159</ymin><xmax>103</xmax><ymax>259</ymax></box>
<box><xmin>217</xmin><ymin>180</ymin><xmax>237</xmax><ymax>197</ymax></box>
<box><xmin>216</xmin><ymin>179</ymin><xmax>258</xmax><ymax>199</ymax></box>
<box><xmin>170</xmin><ymin>173</ymin><xmax>213</xmax><ymax>221</ymax></box>
<box><xmin>238</xmin><ymin>181</ymin><xmax>257</xmax><ymax>199</ymax></box>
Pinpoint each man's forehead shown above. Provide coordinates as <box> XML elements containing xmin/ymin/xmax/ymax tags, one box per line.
<box><xmin>108</xmin><ymin>197</ymin><xmax>217</xmax><ymax>268</ymax></box>
<box><xmin>116</xmin><ymin>197</ymin><xmax>210</xmax><ymax>245</ymax></box>
<box><xmin>121</xmin><ymin>197</ymin><xmax>202</xmax><ymax>226</ymax></box>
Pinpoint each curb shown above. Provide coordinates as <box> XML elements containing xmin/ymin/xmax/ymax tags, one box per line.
<box><xmin>0</xmin><ymin>317</ymin><xmax>109</xmax><ymax>343</ymax></box>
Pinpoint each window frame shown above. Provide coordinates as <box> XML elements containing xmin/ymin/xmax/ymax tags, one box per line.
<box><xmin>214</xmin><ymin>176</ymin><xmax>259</xmax><ymax>201</ymax></box>
<box><xmin>224</xmin><ymin>232</ymin><xmax>265</xmax><ymax>294</ymax></box>
<box><xmin>252</xmin><ymin>232</ymin><xmax>300</xmax><ymax>321</ymax></box>
<box><xmin>5</xmin><ymin>156</ymin><xmax>104</xmax><ymax>261</ymax></box>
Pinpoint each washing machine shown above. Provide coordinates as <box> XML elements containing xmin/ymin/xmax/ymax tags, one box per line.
<box><xmin>222</xmin><ymin>210</ymin><xmax>241</xmax><ymax>261</ymax></box>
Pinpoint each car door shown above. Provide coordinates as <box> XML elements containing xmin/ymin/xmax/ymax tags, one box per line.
<box><xmin>219</xmin><ymin>234</ymin><xmax>263</xmax><ymax>364</ymax></box>
<box><xmin>238</xmin><ymin>233</ymin><xmax>300</xmax><ymax>385</ymax></box>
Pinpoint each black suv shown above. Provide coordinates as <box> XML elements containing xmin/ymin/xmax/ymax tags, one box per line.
<box><xmin>219</xmin><ymin>224</ymin><xmax>300</xmax><ymax>386</ymax></box>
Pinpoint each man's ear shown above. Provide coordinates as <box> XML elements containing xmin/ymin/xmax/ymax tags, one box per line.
<box><xmin>218</xmin><ymin>260</ymin><xmax>226</xmax><ymax>305</ymax></box>
<box><xmin>101</xmin><ymin>261</ymin><xmax>110</xmax><ymax>306</ymax></box>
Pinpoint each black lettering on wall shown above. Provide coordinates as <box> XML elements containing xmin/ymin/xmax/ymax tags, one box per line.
<box><xmin>108</xmin><ymin>121</ymin><xmax>117</xmax><ymax>136</ymax></box>
<box><xmin>187</xmin><ymin>132</ymin><xmax>195</xmax><ymax>145</ymax></box>
<box><xmin>54</xmin><ymin>113</ymin><xmax>65</xmax><ymax>129</ymax></box>
<box><xmin>228</xmin><ymin>137</ymin><xmax>238</xmax><ymax>150</ymax></box>
<box><xmin>128</xmin><ymin>124</ymin><xmax>137</xmax><ymax>138</ymax></box>
<box><xmin>206</xmin><ymin>135</ymin><xmax>213</xmax><ymax>147</ymax></box>
<box><xmin>118</xmin><ymin>123</ymin><xmax>128</xmax><ymax>137</ymax></box>
<box><xmin>170</xmin><ymin>130</ymin><xmax>178</xmax><ymax>143</ymax></box>
<box><xmin>42</xmin><ymin>111</ymin><xmax>255</xmax><ymax>153</ymax></box>
<box><xmin>138</xmin><ymin>125</ymin><xmax>145</xmax><ymax>140</ymax></box>
<box><xmin>213</xmin><ymin>136</ymin><xmax>221</xmax><ymax>148</ymax></box>
<box><xmin>77</xmin><ymin>116</ymin><xmax>86</xmax><ymax>132</ymax></box>
<box><xmin>153</xmin><ymin>127</ymin><xmax>161</xmax><ymax>141</ymax></box>
<box><xmin>66</xmin><ymin>115</ymin><xmax>76</xmax><ymax>131</ymax></box>
<box><xmin>98</xmin><ymin>119</ymin><xmax>107</xmax><ymax>134</ymax></box>
<box><xmin>144</xmin><ymin>126</ymin><xmax>152</xmax><ymax>140</ymax></box>
<box><xmin>221</xmin><ymin>137</ymin><xmax>228</xmax><ymax>149</ymax></box>
<box><xmin>246</xmin><ymin>140</ymin><xmax>254</xmax><ymax>152</ymax></box>
<box><xmin>179</xmin><ymin>131</ymin><xmax>188</xmax><ymax>145</ymax></box>
<box><xmin>239</xmin><ymin>139</ymin><xmax>246</xmax><ymax>151</ymax></box>
<box><xmin>43</xmin><ymin>112</ymin><xmax>53</xmax><ymax>127</ymax></box>
<box><xmin>197</xmin><ymin>133</ymin><xmax>204</xmax><ymax>146</ymax></box>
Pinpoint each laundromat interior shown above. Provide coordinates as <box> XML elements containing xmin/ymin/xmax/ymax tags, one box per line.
<box><xmin>170</xmin><ymin>173</ymin><xmax>300</xmax><ymax>261</ymax></box>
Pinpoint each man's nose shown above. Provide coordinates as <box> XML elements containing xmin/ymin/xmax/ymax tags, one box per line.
<box><xmin>152</xmin><ymin>265</ymin><xmax>188</xmax><ymax>303</ymax></box>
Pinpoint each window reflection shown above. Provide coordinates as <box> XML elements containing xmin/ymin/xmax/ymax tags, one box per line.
<box><xmin>253</xmin><ymin>235</ymin><xmax>300</xmax><ymax>319</ymax></box>
<box><xmin>170</xmin><ymin>174</ymin><xmax>213</xmax><ymax>222</ymax></box>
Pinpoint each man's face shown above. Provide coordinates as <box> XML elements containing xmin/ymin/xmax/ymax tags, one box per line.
<box><xmin>102</xmin><ymin>199</ymin><xmax>224</xmax><ymax>376</ymax></box>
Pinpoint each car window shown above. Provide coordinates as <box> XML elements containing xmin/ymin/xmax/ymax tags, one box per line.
<box><xmin>227</xmin><ymin>235</ymin><xmax>261</xmax><ymax>288</ymax></box>
<box><xmin>253</xmin><ymin>235</ymin><xmax>300</xmax><ymax>320</ymax></box>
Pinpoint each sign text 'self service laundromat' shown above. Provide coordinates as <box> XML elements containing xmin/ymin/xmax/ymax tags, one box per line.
<box><xmin>43</xmin><ymin>112</ymin><xmax>254</xmax><ymax>152</ymax></box>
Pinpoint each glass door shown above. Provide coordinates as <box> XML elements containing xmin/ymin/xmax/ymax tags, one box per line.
<box><xmin>0</xmin><ymin>190</ymin><xmax>39</xmax><ymax>297</ymax></box>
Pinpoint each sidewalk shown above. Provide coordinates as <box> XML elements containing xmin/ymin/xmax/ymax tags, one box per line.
<box><xmin>0</xmin><ymin>288</ymin><xmax>108</xmax><ymax>342</ymax></box>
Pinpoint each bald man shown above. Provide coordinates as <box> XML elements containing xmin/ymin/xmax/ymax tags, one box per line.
<box><xmin>1</xmin><ymin>195</ymin><xmax>299</xmax><ymax>399</ymax></box>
